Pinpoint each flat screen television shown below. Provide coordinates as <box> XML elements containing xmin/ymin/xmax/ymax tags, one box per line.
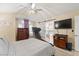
<box><xmin>54</xmin><ymin>18</ymin><xmax>72</xmax><ymax>29</ymax></box>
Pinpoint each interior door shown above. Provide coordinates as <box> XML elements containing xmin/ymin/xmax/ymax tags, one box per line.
<box><xmin>74</xmin><ymin>16</ymin><xmax>79</xmax><ymax>35</ymax></box>
<box><xmin>75</xmin><ymin>36</ymin><xmax>79</xmax><ymax>51</ymax></box>
<box><xmin>74</xmin><ymin>16</ymin><xmax>79</xmax><ymax>51</ymax></box>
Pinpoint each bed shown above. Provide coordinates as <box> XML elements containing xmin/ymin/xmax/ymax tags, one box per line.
<box><xmin>0</xmin><ymin>38</ymin><xmax>54</xmax><ymax>56</ymax></box>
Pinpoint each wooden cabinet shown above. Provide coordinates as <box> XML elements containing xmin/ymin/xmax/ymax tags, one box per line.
<box><xmin>16</xmin><ymin>28</ymin><xmax>29</xmax><ymax>41</ymax></box>
<box><xmin>16</xmin><ymin>19</ymin><xmax>29</xmax><ymax>41</ymax></box>
<box><xmin>54</xmin><ymin>34</ymin><xmax>68</xmax><ymax>49</ymax></box>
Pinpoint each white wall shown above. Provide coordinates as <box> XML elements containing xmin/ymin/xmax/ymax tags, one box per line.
<box><xmin>0</xmin><ymin>13</ymin><xmax>16</xmax><ymax>42</ymax></box>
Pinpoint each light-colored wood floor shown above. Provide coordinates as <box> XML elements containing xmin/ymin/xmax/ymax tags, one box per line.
<box><xmin>54</xmin><ymin>46</ymin><xmax>79</xmax><ymax>56</ymax></box>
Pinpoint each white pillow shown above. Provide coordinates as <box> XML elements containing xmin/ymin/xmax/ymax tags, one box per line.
<box><xmin>0</xmin><ymin>38</ymin><xmax>9</xmax><ymax>56</ymax></box>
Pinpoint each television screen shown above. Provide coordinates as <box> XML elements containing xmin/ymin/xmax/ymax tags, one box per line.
<box><xmin>54</xmin><ymin>18</ymin><xmax>72</xmax><ymax>29</ymax></box>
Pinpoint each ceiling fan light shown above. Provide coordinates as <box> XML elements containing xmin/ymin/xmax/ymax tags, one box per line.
<box><xmin>32</xmin><ymin>3</ymin><xmax>35</xmax><ymax>9</ymax></box>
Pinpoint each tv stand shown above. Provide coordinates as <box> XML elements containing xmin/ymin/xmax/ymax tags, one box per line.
<box><xmin>53</xmin><ymin>34</ymin><xmax>68</xmax><ymax>49</ymax></box>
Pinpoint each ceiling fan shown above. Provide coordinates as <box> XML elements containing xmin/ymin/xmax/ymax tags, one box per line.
<box><xmin>18</xmin><ymin>3</ymin><xmax>43</xmax><ymax>15</ymax></box>
<box><xmin>29</xmin><ymin>3</ymin><xmax>43</xmax><ymax>14</ymax></box>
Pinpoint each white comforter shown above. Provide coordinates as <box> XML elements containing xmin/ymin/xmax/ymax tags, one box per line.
<box><xmin>14</xmin><ymin>38</ymin><xmax>53</xmax><ymax>56</ymax></box>
<box><xmin>0</xmin><ymin>38</ymin><xmax>54</xmax><ymax>56</ymax></box>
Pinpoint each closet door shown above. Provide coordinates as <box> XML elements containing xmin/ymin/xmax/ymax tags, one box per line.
<box><xmin>74</xmin><ymin>16</ymin><xmax>79</xmax><ymax>35</ymax></box>
<box><xmin>74</xmin><ymin>16</ymin><xmax>79</xmax><ymax>51</ymax></box>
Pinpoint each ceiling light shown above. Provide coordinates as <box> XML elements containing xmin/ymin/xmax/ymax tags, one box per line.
<box><xmin>31</xmin><ymin>3</ymin><xmax>35</xmax><ymax>9</ymax></box>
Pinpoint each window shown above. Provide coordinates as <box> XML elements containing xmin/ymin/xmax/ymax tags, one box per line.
<box><xmin>29</xmin><ymin>21</ymin><xmax>33</xmax><ymax>36</ymax></box>
<box><xmin>45</xmin><ymin>20</ymin><xmax>54</xmax><ymax>44</ymax></box>
<box><xmin>18</xmin><ymin>20</ymin><xmax>24</xmax><ymax>28</ymax></box>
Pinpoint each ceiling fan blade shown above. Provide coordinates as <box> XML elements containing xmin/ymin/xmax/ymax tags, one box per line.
<box><xmin>36</xmin><ymin>9</ymin><xmax>42</xmax><ymax>11</ymax></box>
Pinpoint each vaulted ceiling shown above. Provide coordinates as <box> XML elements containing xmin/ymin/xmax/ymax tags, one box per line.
<box><xmin>0</xmin><ymin>3</ymin><xmax>79</xmax><ymax>22</ymax></box>
<box><xmin>36</xmin><ymin>3</ymin><xmax>79</xmax><ymax>16</ymax></box>
<box><xmin>0</xmin><ymin>3</ymin><xmax>29</xmax><ymax>13</ymax></box>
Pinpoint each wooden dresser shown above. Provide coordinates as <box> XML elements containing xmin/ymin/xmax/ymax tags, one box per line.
<box><xmin>53</xmin><ymin>34</ymin><xmax>68</xmax><ymax>49</ymax></box>
<box><xmin>16</xmin><ymin>28</ymin><xmax>29</xmax><ymax>41</ymax></box>
<box><xmin>16</xmin><ymin>20</ymin><xmax>29</xmax><ymax>41</ymax></box>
